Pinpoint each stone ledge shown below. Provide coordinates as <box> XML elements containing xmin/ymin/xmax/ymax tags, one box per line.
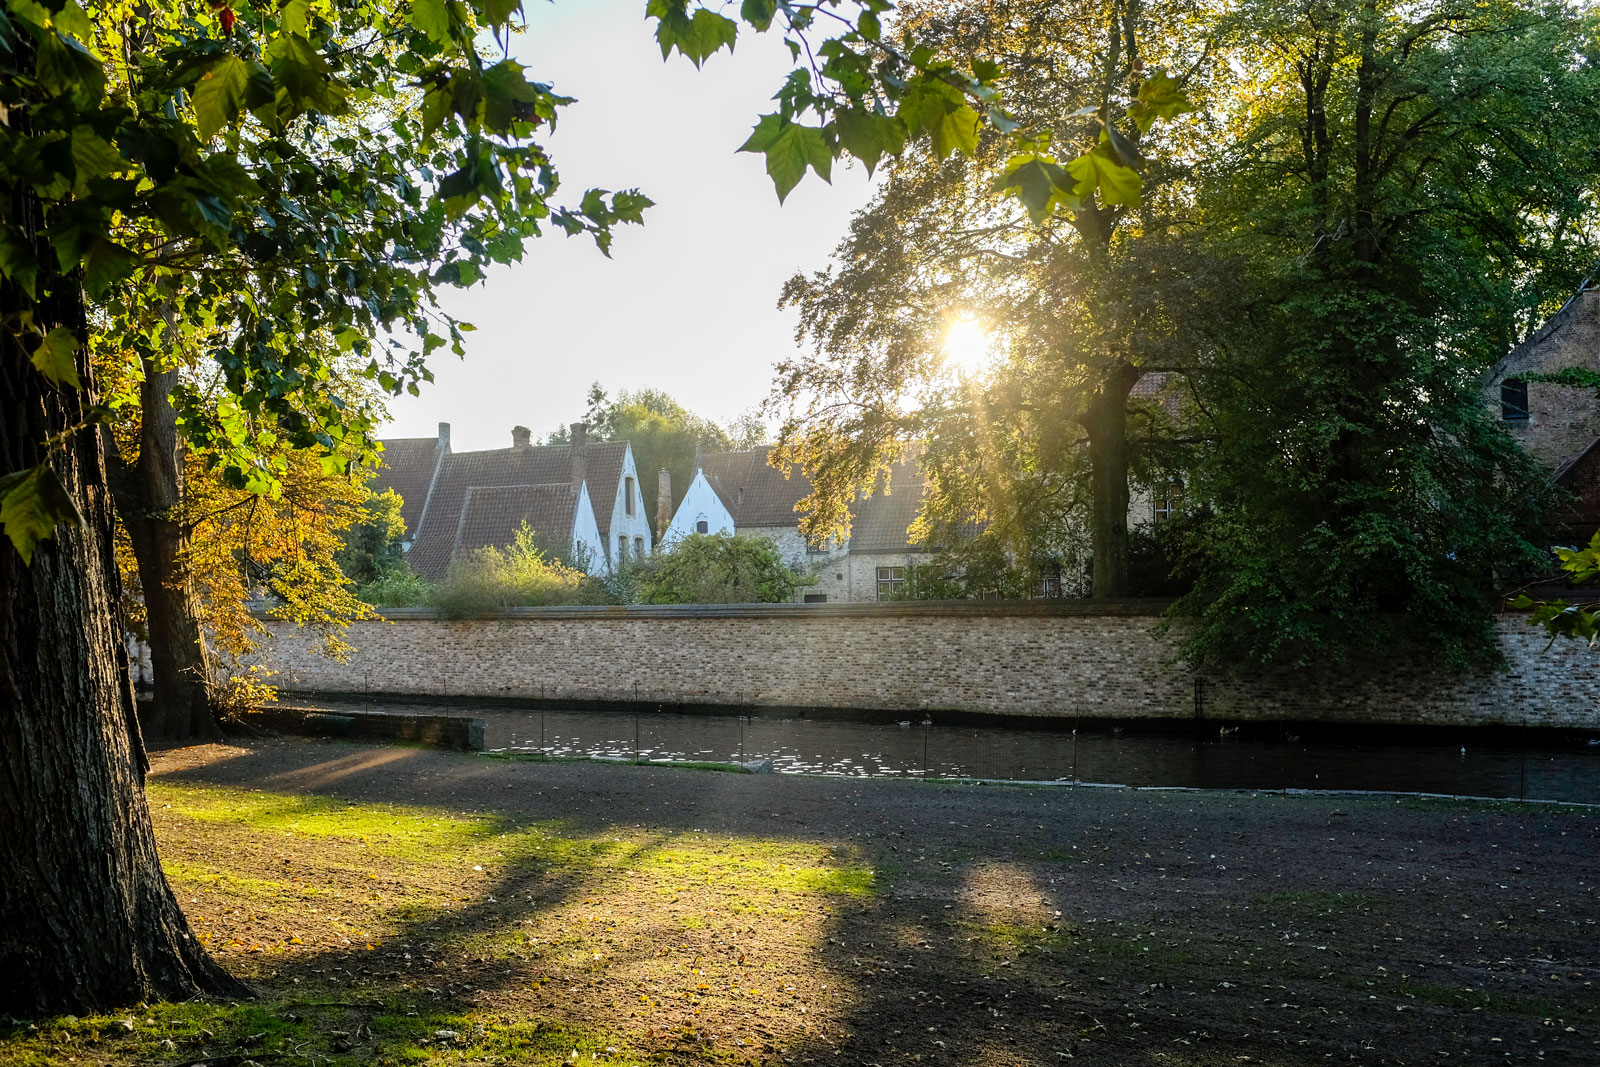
<box><xmin>253</xmin><ymin>705</ymin><xmax>484</xmax><ymax>751</ymax></box>
<box><xmin>250</xmin><ymin>598</ymin><xmax>1177</xmax><ymax>622</ymax></box>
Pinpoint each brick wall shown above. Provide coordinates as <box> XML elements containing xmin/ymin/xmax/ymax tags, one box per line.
<box><xmin>248</xmin><ymin>602</ymin><xmax>1600</xmax><ymax>729</ymax></box>
<box><xmin>1488</xmin><ymin>287</ymin><xmax>1600</xmax><ymax>470</ymax></box>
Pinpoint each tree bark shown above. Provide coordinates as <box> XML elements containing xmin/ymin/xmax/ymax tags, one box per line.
<box><xmin>104</xmin><ymin>357</ymin><xmax>224</xmax><ymax>740</ymax></box>
<box><xmin>0</xmin><ymin>208</ymin><xmax>247</xmax><ymax>1014</ymax></box>
<box><xmin>1081</xmin><ymin>363</ymin><xmax>1142</xmax><ymax>598</ymax></box>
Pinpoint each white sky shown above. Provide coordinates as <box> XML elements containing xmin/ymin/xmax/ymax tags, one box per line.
<box><xmin>380</xmin><ymin>0</ymin><xmax>877</xmax><ymax>451</ymax></box>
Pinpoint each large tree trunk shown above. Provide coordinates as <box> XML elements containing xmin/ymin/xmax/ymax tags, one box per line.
<box><xmin>1081</xmin><ymin>363</ymin><xmax>1142</xmax><ymax>598</ymax></box>
<box><xmin>0</xmin><ymin>235</ymin><xmax>247</xmax><ymax>1013</ymax></box>
<box><xmin>104</xmin><ymin>358</ymin><xmax>224</xmax><ymax>740</ymax></box>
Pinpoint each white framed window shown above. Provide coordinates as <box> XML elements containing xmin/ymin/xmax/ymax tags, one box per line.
<box><xmin>876</xmin><ymin>566</ymin><xmax>905</xmax><ymax>599</ymax></box>
<box><xmin>634</xmin><ymin>536</ymin><xmax>644</xmax><ymax>558</ymax></box>
<box><xmin>625</xmin><ymin>477</ymin><xmax>636</xmax><ymax>515</ymax></box>
<box><xmin>1154</xmin><ymin>482</ymin><xmax>1183</xmax><ymax>524</ymax></box>
<box><xmin>617</xmin><ymin>535</ymin><xmax>628</xmax><ymax>564</ymax></box>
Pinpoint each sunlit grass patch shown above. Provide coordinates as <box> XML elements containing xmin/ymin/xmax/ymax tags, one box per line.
<box><xmin>0</xmin><ymin>999</ymin><xmax>625</xmax><ymax>1067</ymax></box>
<box><xmin>634</xmin><ymin>840</ymin><xmax>879</xmax><ymax>898</ymax></box>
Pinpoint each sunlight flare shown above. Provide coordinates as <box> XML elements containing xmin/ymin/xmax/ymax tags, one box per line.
<box><xmin>941</xmin><ymin>315</ymin><xmax>996</xmax><ymax>374</ymax></box>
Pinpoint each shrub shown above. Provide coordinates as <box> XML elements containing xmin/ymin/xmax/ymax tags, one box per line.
<box><xmin>429</xmin><ymin>523</ymin><xmax>606</xmax><ymax>617</ymax></box>
<box><xmin>639</xmin><ymin>533</ymin><xmax>810</xmax><ymax>604</ymax></box>
<box><xmin>357</xmin><ymin>567</ymin><xmax>432</xmax><ymax>608</ymax></box>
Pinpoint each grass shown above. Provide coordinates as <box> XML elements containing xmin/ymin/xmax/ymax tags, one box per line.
<box><xmin>0</xmin><ymin>999</ymin><xmax>624</xmax><ymax>1067</ymax></box>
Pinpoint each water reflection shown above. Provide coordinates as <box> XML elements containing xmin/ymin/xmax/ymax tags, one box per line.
<box><xmin>306</xmin><ymin>700</ymin><xmax>1600</xmax><ymax>804</ymax></box>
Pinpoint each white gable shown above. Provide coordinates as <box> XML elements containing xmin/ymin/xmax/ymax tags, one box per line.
<box><xmin>662</xmin><ymin>468</ymin><xmax>735</xmax><ymax>549</ymax></box>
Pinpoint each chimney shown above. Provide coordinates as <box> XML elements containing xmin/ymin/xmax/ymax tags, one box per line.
<box><xmin>511</xmin><ymin>425</ymin><xmax>531</xmax><ymax>448</ymax></box>
<box><xmin>570</xmin><ymin>421</ymin><xmax>588</xmax><ymax>490</ymax></box>
<box><xmin>655</xmin><ymin>467</ymin><xmax>672</xmax><ymax>541</ymax></box>
<box><xmin>437</xmin><ymin>422</ymin><xmax>451</xmax><ymax>453</ymax></box>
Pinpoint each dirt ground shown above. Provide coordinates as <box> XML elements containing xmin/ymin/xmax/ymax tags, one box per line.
<box><xmin>8</xmin><ymin>737</ymin><xmax>1599</xmax><ymax>1066</ymax></box>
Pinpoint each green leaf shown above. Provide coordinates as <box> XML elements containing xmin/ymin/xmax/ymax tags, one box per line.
<box><xmin>83</xmin><ymin>236</ymin><xmax>137</xmax><ymax>297</ymax></box>
<box><xmin>739</xmin><ymin>115</ymin><xmax>830</xmax><ymax>202</ymax></box>
<box><xmin>193</xmin><ymin>55</ymin><xmax>251</xmax><ymax>140</ymax></box>
<box><xmin>1128</xmin><ymin>71</ymin><xmax>1189</xmax><ymax>134</ymax></box>
<box><xmin>280</xmin><ymin>0</ymin><xmax>310</xmax><ymax>35</ymax></box>
<box><xmin>411</xmin><ymin>0</ymin><xmax>451</xmax><ymax>45</ymax></box>
<box><xmin>476</xmin><ymin>0</ymin><xmax>519</xmax><ymax>29</ymax></box>
<box><xmin>993</xmin><ymin>153</ymin><xmax>1079</xmax><ymax>221</ymax></box>
<box><xmin>266</xmin><ymin>36</ymin><xmax>344</xmax><ymax>116</ymax></box>
<box><xmin>0</xmin><ymin>228</ymin><xmax>40</xmax><ymax>299</ymax></box>
<box><xmin>835</xmin><ymin>108</ymin><xmax>904</xmax><ymax>176</ymax></box>
<box><xmin>0</xmin><ymin>464</ymin><xmax>84</xmax><ymax>565</ymax></box>
<box><xmin>30</xmin><ymin>327</ymin><xmax>81</xmax><ymax>389</ymax></box>
<box><xmin>858</xmin><ymin>8</ymin><xmax>880</xmax><ymax>40</ymax></box>
<box><xmin>899</xmin><ymin>76</ymin><xmax>980</xmax><ymax>161</ymax></box>
<box><xmin>741</xmin><ymin>0</ymin><xmax>777</xmax><ymax>31</ymax></box>
<box><xmin>651</xmin><ymin>2</ymin><xmax>737</xmax><ymax>67</ymax></box>
<box><xmin>1087</xmin><ymin>144</ymin><xmax>1141</xmax><ymax>206</ymax></box>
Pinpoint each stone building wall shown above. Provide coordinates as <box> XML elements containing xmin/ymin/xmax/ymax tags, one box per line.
<box><xmin>249</xmin><ymin>602</ymin><xmax>1600</xmax><ymax>730</ymax></box>
<box><xmin>1488</xmin><ymin>286</ymin><xmax>1600</xmax><ymax>470</ymax></box>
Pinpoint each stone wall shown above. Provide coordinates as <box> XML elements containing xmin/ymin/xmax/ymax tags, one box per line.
<box><xmin>248</xmin><ymin>602</ymin><xmax>1600</xmax><ymax>729</ymax></box>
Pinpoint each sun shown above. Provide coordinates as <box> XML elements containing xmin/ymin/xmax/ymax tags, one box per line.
<box><xmin>942</xmin><ymin>316</ymin><xmax>994</xmax><ymax>373</ymax></box>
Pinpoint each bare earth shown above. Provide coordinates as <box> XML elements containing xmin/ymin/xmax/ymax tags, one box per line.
<box><xmin>52</xmin><ymin>737</ymin><xmax>1600</xmax><ymax>1065</ymax></box>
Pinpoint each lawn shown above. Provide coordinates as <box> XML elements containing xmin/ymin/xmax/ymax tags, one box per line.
<box><xmin>1</xmin><ymin>737</ymin><xmax>1596</xmax><ymax>1066</ymax></box>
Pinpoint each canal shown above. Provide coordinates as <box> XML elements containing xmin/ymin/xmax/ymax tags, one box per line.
<box><xmin>305</xmin><ymin>699</ymin><xmax>1600</xmax><ymax>803</ymax></box>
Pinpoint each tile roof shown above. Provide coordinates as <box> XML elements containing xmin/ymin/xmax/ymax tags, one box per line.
<box><xmin>849</xmin><ymin>474</ymin><xmax>927</xmax><ymax>553</ymax></box>
<box><xmin>582</xmin><ymin>441</ymin><xmax>630</xmax><ymax>539</ymax></box>
<box><xmin>369</xmin><ymin>437</ymin><xmax>442</xmax><ymax>535</ymax></box>
<box><xmin>453</xmin><ymin>484</ymin><xmax>579</xmax><ymax>559</ymax></box>
<box><xmin>390</xmin><ymin>440</ymin><xmax>626</xmax><ymax>579</ymax></box>
<box><xmin>698</xmin><ymin>448</ymin><xmax>927</xmax><ymax>552</ymax></box>
<box><xmin>699</xmin><ymin>448</ymin><xmax>813</xmax><ymax>526</ymax></box>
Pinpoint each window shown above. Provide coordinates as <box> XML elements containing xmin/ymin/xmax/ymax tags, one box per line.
<box><xmin>806</xmin><ymin>537</ymin><xmax>830</xmax><ymax>555</ymax></box>
<box><xmin>617</xmin><ymin>535</ymin><xmax>628</xmax><ymax>564</ymax></box>
<box><xmin>695</xmin><ymin>519</ymin><xmax>709</xmax><ymax>534</ymax></box>
<box><xmin>625</xmin><ymin>477</ymin><xmax>636</xmax><ymax>515</ymax></box>
<box><xmin>1154</xmin><ymin>482</ymin><xmax>1183</xmax><ymax>524</ymax></box>
<box><xmin>804</xmin><ymin>593</ymin><xmax>828</xmax><ymax>603</ymax></box>
<box><xmin>634</xmin><ymin>536</ymin><xmax>644</xmax><ymax>558</ymax></box>
<box><xmin>1502</xmin><ymin>378</ymin><xmax>1529</xmax><ymax>421</ymax></box>
<box><xmin>876</xmin><ymin>566</ymin><xmax>905</xmax><ymax>600</ymax></box>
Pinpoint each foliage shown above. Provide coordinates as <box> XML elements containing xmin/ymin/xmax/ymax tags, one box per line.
<box><xmin>772</xmin><ymin>0</ymin><xmax>1219</xmax><ymax>598</ymax></box>
<box><xmin>357</xmin><ymin>566</ymin><xmax>432</xmax><ymax>609</ymax></box>
<box><xmin>335</xmin><ymin>487</ymin><xmax>407</xmax><ymax>587</ymax></box>
<box><xmin>428</xmin><ymin>522</ymin><xmax>604</xmax><ymax>617</ymax></box>
<box><xmin>110</xmin><ymin>416</ymin><xmax>379</xmax><ymax>672</ymax></box>
<box><xmin>0</xmin><ymin>0</ymin><xmax>1154</xmax><ymax>564</ymax></box>
<box><xmin>1166</xmin><ymin>0</ymin><xmax>1597</xmax><ymax>670</ymax></box>
<box><xmin>636</xmin><ymin>532</ymin><xmax>810</xmax><ymax>604</ymax></box>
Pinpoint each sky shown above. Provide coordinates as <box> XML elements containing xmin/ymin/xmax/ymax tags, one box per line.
<box><xmin>380</xmin><ymin>0</ymin><xmax>878</xmax><ymax>452</ymax></box>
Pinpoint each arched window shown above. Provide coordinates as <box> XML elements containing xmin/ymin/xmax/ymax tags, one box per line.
<box><xmin>1502</xmin><ymin>378</ymin><xmax>1529</xmax><ymax>421</ymax></box>
<box><xmin>695</xmin><ymin>519</ymin><xmax>709</xmax><ymax>534</ymax></box>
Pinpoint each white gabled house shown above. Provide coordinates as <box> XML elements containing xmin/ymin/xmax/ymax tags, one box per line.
<box><xmin>371</xmin><ymin>421</ymin><xmax>651</xmax><ymax>577</ymax></box>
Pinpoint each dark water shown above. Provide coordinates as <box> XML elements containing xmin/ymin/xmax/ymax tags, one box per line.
<box><xmin>308</xmin><ymin>700</ymin><xmax>1600</xmax><ymax>804</ymax></box>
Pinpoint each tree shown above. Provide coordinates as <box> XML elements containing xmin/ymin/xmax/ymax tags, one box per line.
<box><xmin>638</xmin><ymin>531</ymin><xmax>810</xmax><ymax>603</ymax></box>
<box><xmin>1169</xmin><ymin>0</ymin><xmax>1600</xmax><ymax>670</ymax></box>
<box><xmin>773</xmin><ymin>0</ymin><xmax>1218</xmax><ymax>598</ymax></box>
<box><xmin>546</xmin><ymin>384</ymin><xmax>735</xmax><ymax>529</ymax></box>
<box><xmin>0</xmin><ymin>0</ymin><xmax>1151</xmax><ymax>1015</ymax></box>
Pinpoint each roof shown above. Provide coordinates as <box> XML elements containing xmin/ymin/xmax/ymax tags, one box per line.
<box><xmin>388</xmin><ymin>439</ymin><xmax>627</xmax><ymax>579</ymax></box>
<box><xmin>700</xmin><ymin>448</ymin><xmax>813</xmax><ymax>526</ymax></box>
<box><xmin>850</xmin><ymin>475</ymin><xmax>927</xmax><ymax>553</ymax></box>
<box><xmin>580</xmin><ymin>441</ymin><xmax>630</xmax><ymax>538</ymax></box>
<box><xmin>369</xmin><ymin>437</ymin><xmax>443</xmax><ymax>535</ymax></box>
<box><xmin>698</xmin><ymin>448</ymin><xmax>927</xmax><ymax>552</ymax></box>
<box><xmin>453</xmin><ymin>484</ymin><xmax>578</xmax><ymax>559</ymax></box>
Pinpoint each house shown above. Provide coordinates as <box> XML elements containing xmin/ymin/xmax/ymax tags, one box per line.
<box><xmin>662</xmin><ymin>447</ymin><xmax>929</xmax><ymax>602</ymax></box>
<box><xmin>1486</xmin><ymin>282</ymin><xmax>1600</xmax><ymax>543</ymax></box>
<box><xmin>371</xmin><ymin>422</ymin><xmax>651</xmax><ymax>578</ymax></box>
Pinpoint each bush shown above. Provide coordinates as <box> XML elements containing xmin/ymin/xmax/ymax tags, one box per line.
<box><xmin>429</xmin><ymin>523</ymin><xmax>606</xmax><ymax>617</ymax></box>
<box><xmin>639</xmin><ymin>533</ymin><xmax>810</xmax><ymax>604</ymax></box>
<box><xmin>357</xmin><ymin>567</ymin><xmax>432</xmax><ymax>608</ymax></box>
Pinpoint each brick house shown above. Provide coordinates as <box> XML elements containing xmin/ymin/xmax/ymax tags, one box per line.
<box><xmin>1486</xmin><ymin>284</ymin><xmax>1600</xmax><ymax>544</ymax></box>
<box><xmin>372</xmin><ymin>422</ymin><xmax>651</xmax><ymax>578</ymax></box>
<box><xmin>661</xmin><ymin>447</ymin><xmax>928</xmax><ymax>602</ymax></box>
